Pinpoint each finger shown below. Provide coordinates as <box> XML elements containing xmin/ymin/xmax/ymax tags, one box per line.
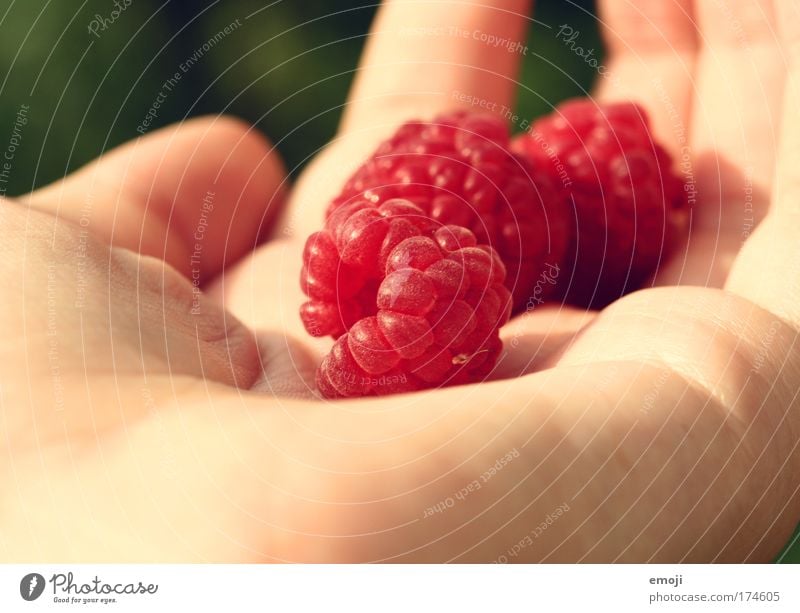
<box><xmin>277</xmin><ymin>1</ymin><xmax>532</xmax><ymax>240</ymax></box>
<box><xmin>24</xmin><ymin>116</ymin><xmax>287</xmax><ymax>283</ymax></box>
<box><xmin>207</xmin><ymin>236</ymin><xmax>333</xmax><ymax>364</ymax></box>
<box><xmin>0</xmin><ymin>203</ymin><xmax>261</xmax><ymax>399</ymax></box>
<box><xmin>726</xmin><ymin>0</ymin><xmax>800</xmax><ymax>326</ymax></box>
<box><xmin>676</xmin><ymin>0</ymin><xmax>785</xmax><ymax>286</ymax></box>
<box><xmin>496</xmin><ymin>305</ymin><xmax>593</xmax><ymax>377</ymax></box>
<box><xmin>191</xmin><ymin>350</ymin><xmax>798</xmax><ymax>562</ymax></box>
<box><xmin>595</xmin><ymin>0</ymin><xmax>698</xmax><ymax>154</ymax></box>
<box><xmin>341</xmin><ymin>0</ymin><xmax>532</xmax><ymax>135</ymax></box>
<box><xmin>690</xmin><ymin>0</ymin><xmax>782</xmax><ymax>193</ymax></box>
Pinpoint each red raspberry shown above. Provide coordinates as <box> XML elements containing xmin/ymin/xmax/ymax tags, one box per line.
<box><xmin>329</xmin><ymin>111</ymin><xmax>568</xmax><ymax>308</ymax></box>
<box><xmin>301</xmin><ymin>200</ymin><xmax>511</xmax><ymax>398</ymax></box>
<box><xmin>513</xmin><ymin>99</ymin><xmax>688</xmax><ymax>307</ymax></box>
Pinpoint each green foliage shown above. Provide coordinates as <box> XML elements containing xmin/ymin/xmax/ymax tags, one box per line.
<box><xmin>777</xmin><ymin>524</ymin><xmax>800</xmax><ymax>563</ymax></box>
<box><xmin>0</xmin><ymin>0</ymin><xmax>599</xmax><ymax>192</ymax></box>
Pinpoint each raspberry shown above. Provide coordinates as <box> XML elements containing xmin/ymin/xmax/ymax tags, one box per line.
<box><xmin>301</xmin><ymin>199</ymin><xmax>511</xmax><ymax>398</ymax></box>
<box><xmin>512</xmin><ymin>99</ymin><xmax>688</xmax><ymax>307</ymax></box>
<box><xmin>329</xmin><ymin>110</ymin><xmax>568</xmax><ymax>308</ymax></box>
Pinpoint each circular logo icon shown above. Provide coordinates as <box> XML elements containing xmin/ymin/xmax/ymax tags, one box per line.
<box><xmin>20</xmin><ymin>573</ymin><xmax>45</xmax><ymax>601</ymax></box>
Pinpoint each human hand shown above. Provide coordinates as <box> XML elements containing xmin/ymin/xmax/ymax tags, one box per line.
<box><xmin>3</xmin><ymin>0</ymin><xmax>799</xmax><ymax>562</ymax></box>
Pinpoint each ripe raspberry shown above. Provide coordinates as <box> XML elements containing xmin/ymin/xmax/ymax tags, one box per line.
<box><xmin>301</xmin><ymin>200</ymin><xmax>511</xmax><ymax>398</ymax></box>
<box><xmin>329</xmin><ymin>110</ymin><xmax>568</xmax><ymax>308</ymax></box>
<box><xmin>513</xmin><ymin>99</ymin><xmax>688</xmax><ymax>307</ymax></box>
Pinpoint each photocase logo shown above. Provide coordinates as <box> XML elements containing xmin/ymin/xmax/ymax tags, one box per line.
<box><xmin>20</xmin><ymin>573</ymin><xmax>45</xmax><ymax>601</ymax></box>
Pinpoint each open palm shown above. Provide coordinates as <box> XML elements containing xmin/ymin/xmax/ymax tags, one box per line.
<box><xmin>3</xmin><ymin>0</ymin><xmax>799</xmax><ymax>562</ymax></box>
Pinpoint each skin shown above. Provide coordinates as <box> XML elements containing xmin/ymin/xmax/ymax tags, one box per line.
<box><xmin>1</xmin><ymin>0</ymin><xmax>799</xmax><ymax>562</ymax></box>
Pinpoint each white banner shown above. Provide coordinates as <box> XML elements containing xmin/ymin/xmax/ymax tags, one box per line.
<box><xmin>0</xmin><ymin>564</ymin><xmax>796</xmax><ymax>612</ymax></box>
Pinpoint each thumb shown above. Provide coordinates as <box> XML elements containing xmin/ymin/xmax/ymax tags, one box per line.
<box><xmin>23</xmin><ymin>115</ymin><xmax>287</xmax><ymax>283</ymax></box>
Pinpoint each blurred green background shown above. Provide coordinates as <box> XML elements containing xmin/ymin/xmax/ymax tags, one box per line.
<box><xmin>0</xmin><ymin>0</ymin><xmax>796</xmax><ymax>562</ymax></box>
<box><xmin>0</xmin><ymin>0</ymin><xmax>606</xmax><ymax>192</ymax></box>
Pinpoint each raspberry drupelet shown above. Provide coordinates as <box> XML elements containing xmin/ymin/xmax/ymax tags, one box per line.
<box><xmin>302</xmin><ymin>200</ymin><xmax>512</xmax><ymax>398</ymax></box>
<box><xmin>299</xmin><ymin>109</ymin><xmax>572</xmax><ymax>398</ymax></box>
<box><xmin>512</xmin><ymin>99</ymin><xmax>688</xmax><ymax>307</ymax></box>
<box><xmin>329</xmin><ymin>110</ymin><xmax>569</xmax><ymax>309</ymax></box>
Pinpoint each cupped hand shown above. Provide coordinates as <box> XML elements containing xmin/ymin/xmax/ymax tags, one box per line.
<box><xmin>2</xmin><ymin>0</ymin><xmax>799</xmax><ymax>562</ymax></box>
